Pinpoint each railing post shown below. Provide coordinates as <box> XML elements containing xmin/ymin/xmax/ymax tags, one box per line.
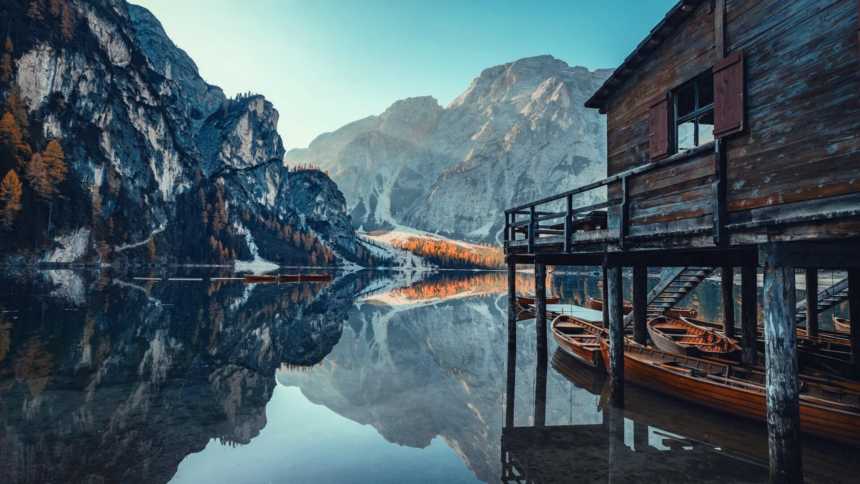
<box><xmin>528</xmin><ymin>206</ymin><xmax>536</xmax><ymax>253</ymax></box>
<box><xmin>563</xmin><ymin>194</ymin><xmax>572</xmax><ymax>253</ymax></box>
<box><xmin>619</xmin><ymin>176</ymin><xmax>629</xmax><ymax>249</ymax></box>
<box><xmin>504</xmin><ymin>212</ymin><xmax>510</xmax><ymax>247</ymax></box>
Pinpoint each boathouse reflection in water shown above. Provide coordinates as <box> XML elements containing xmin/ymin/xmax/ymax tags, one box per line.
<box><xmin>501</xmin><ymin>298</ymin><xmax>859</xmax><ymax>483</ymax></box>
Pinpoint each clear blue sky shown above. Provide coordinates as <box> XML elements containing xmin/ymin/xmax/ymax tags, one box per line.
<box><xmin>133</xmin><ymin>0</ymin><xmax>676</xmax><ymax>150</ymax></box>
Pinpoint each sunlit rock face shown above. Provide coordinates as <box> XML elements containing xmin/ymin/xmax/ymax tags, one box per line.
<box><xmin>287</xmin><ymin>56</ymin><xmax>611</xmax><ymax>242</ymax></box>
<box><xmin>1</xmin><ymin>0</ymin><xmax>362</xmax><ymax>266</ymax></box>
<box><xmin>0</xmin><ymin>269</ymin><xmax>379</xmax><ymax>484</ymax></box>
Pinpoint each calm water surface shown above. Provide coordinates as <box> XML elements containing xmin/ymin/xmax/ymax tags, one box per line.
<box><xmin>0</xmin><ymin>268</ymin><xmax>855</xmax><ymax>483</ymax></box>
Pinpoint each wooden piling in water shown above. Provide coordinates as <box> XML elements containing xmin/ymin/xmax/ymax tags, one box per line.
<box><xmin>632</xmin><ymin>265</ymin><xmax>647</xmax><ymax>345</ymax></box>
<box><xmin>506</xmin><ymin>260</ymin><xmax>517</xmax><ymax>428</ymax></box>
<box><xmin>607</xmin><ymin>265</ymin><xmax>624</xmax><ymax>406</ymax></box>
<box><xmin>601</xmin><ymin>264</ymin><xmax>609</xmax><ymax>327</ymax></box>
<box><xmin>849</xmin><ymin>269</ymin><xmax>860</xmax><ymax>376</ymax></box>
<box><xmin>762</xmin><ymin>255</ymin><xmax>802</xmax><ymax>483</ymax></box>
<box><xmin>534</xmin><ymin>263</ymin><xmax>548</xmax><ymax>427</ymax></box>
<box><xmin>805</xmin><ymin>268</ymin><xmax>818</xmax><ymax>338</ymax></box>
<box><xmin>722</xmin><ymin>266</ymin><xmax>735</xmax><ymax>338</ymax></box>
<box><xmin>741</xmin><ymin>264</ymin><xmax>758</xmax><ymax>366</ymax></box>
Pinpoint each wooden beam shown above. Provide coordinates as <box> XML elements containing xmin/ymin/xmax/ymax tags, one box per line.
<box><xmin>714</xmin><ymin>0</ymin><xmax>726</xmax><ymax>58</ymax></box>
<box><xmin>632</xmin><ymin>265</ymin><xmax>648</xmax><ymax>344</ymax></box>
<box><xmin>741</xmin><ymin>264</ymin><xmax>758</xmax><ymax>366</ymax></box>
<box><xmin>505</xmin><ymin>261</ymin><xmax>517</xmax><ymax>429</ymax></box>
<box><xmin>608</xmin><ymin>265</ymin><xmax>625</xmax><ymax>406</ymax></box>
<box><xmin>602</xmin><ymin>263</ymin><xmax>609</xmax><ymax>327</ymax></box>
<box><xmin>805</xmin><ymin>268</ymin><xmax>818</xmax><ymax>338</ymax></box>
<box><xmin>534</xmin><ymin>263</ymin><xmax>548</xmax><ymax>427</ymax></box>
<box><xmin>850</xmin><ymin>269</ymin><xmax>860</xmax><ymax>376</ymax></box>
<box><xmin>762</xmin><ymin>255</ymin><xmax>803</xmax><ymax>483</ymax></box>
<box><xmin>722</xmin><ymin>266</ymin><xmax>735</xmax><ymax>338</ymax></box>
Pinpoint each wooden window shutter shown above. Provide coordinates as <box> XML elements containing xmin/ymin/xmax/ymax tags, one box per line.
<box><xmin>649</xmin><ymin>95</ymin><xmax>671</xmax><ymax>160</ymax></box>
<box><xmin>714</xmin><ymin>51</ymin><xmax>745</xmax><ymax>137</ymax></box>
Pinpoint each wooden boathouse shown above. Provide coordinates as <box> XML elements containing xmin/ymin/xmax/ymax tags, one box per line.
<box><xmin>503</xmin><ymin>0</ymin><xmax>860</xmax><ymax>482</ymax></box>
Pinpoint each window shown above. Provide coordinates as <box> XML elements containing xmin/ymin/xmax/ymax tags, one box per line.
<box><xmin>673</xmin><ymin>71</ymin><xmax>714</xmax><ymax>151</ymax></box>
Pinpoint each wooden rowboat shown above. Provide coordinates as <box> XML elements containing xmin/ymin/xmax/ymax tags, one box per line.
<box><xmin>585</xmin><ymin>297</ymin><xmax>698</xmax><ymax>319</ymax></box>
<box><xmin>647</xmin><ymin>316</ymin><xmax>741</xmax><ymax>358</ymax></box>
<box><xmin>833</xmin><ymin>316</ymin><xmax>850</xmax><ymax>334</ymax></box>
<box><xmin>517</xmin><ymin>295</ymin><xmax>560</xmax><ymax>306</ymax></box>
<box><xmin>598</xmin><ymin>338</ymin><xmax>860</xmax><ymax>445</ymax></box>
<box><xmin>550</xmin><ymin>314</ymin><xmax>605</xmax><ymax>369</ymax></box>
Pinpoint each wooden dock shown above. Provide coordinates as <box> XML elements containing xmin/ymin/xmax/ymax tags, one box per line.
<box><xmin>503</xmin><ymin>1</ymin><xmax>860</xmax><ymax>481</ymax></box>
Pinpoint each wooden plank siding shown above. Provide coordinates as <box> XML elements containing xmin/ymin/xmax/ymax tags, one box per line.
<box><xmin>605</xmin><ymin>1</ymin><xmax>718</xmax><ymax>240</ymax></box>
<box><xmin>602</xmin><ymin>0</ymin><xmax>860</xmax><ymax>247</ymax></box>
<box><xmin>723</xmin><ymin>0</ymin><xmax>860</xmax><ymax>217</ymax></box>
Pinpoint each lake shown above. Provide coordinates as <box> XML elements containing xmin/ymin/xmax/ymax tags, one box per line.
<box><xmin>0</xmin><ymin>268</ymin><xmax>855</xmax><ymax>483</ymax></box>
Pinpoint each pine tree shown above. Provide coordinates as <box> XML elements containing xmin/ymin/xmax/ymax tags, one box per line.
<box><xmin>25</xmin><ymin>153</ymin><xmax>53</xmax><ymax>199</ymax></box>
<box><xmin>6</xmin><ymin>87</ymin><xmax>29</xmax><ymax>131</ymax></box>
<box><xmin>60</xmin><ymin>3</ymin><xmax>75</xmax><ymax>41</ymax></box>
<box><xmin>41</xmin><ymin>139</ymin><xmax>67</xmax><ymax>192</ymax></box>
<box><xmin>27</xmin><ymin>0</ymin><xmax>45</xmax><ymax>20</ymax></box>
<box><xmin>0</xmin><ymin>37</ymin><xmax>13</xmax><ymax>83</ymax></box>
<box><xmin>48</xmin><ymin>0</ymin><xmax>62</xmax><ymax>17</ymax></box>
<box><xmin>0</xmin><ymin>112</ymin><xmax>31</xmax><ymax>164</ymax></box>
<box><xmin>0</xmin><ymin>169</ymin><xmax>23</xmax><ymax>228</ymax></box>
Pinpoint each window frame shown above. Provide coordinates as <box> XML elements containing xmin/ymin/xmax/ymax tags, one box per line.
<box><xmin>672</xmin><ymin>70</ymin><xmax>714</xmax><ymax>153</ymax></box>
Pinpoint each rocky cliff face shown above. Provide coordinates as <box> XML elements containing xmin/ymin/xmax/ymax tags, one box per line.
<box><xmin>0</xmin><ymin>0</ymin><xmax>368</xmax><ymax>266</ymax></box>
<box><xmin>287</xmin><ymin>56</ymin><xmax>612</xmax><ymax>243</ymax></box>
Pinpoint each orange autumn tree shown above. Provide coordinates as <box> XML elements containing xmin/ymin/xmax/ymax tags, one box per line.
<box><xmin>25</xmin><ymin>140</ymin><xmax>67</xmax><ymax>200</ymax></box>
<box><xmin>0</xmin><ymin>169</ymin><xmax>23</xmax><ymax>228</ymax></box>
<box><xmin>42</xmin><ymin>139</ymin><xmax>67</xmax><ymax>192</ymax></box>
<box><xmin>0</xmin><ymin>37</ymin><xmax>13</xmax><ymax>83</ymax></box>
<box><xmin>0</xmin><ymin>112</ymin><xmax>31</xmax><ymax>164</ymax></box>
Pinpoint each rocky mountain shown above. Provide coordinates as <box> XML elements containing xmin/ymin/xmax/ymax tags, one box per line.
<box><xmin>286</xmin><ymin>56</ymin><xmax>612</xmax><ymax>243</ymax></box>
<box><xmin>0</xmin><ymin>0</ymin><xmax>371</xmax><ymax>267</ymax></box>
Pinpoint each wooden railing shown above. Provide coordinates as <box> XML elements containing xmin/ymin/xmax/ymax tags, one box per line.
<box><xmin>504</xmin><ymin>141</ymin><xmax>722</xmax><ymax>254</ymax></box>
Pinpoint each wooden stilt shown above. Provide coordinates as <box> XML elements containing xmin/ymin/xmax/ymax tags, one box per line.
<box><xmin>534</xmin><ymin>262</ymin><xmax>548</xmax><ymax>426</ymax></box>
<box><xmin>607</xmin><ymin>265</ymin><xmax>624</xmax><ymax>406</ymax></box>
<box><xmin>849</xmin><ymin>269</ymin><xmax>860</xmax><ymax>375</ymax></box>
<box><xmin>534</xmin><ymin>325</ymin><xmax>548</xmax><ymax>427</ymax></box>
<box><xmin>505</xmin><ymin>260</ymin><xmax>517</xmax><ymax>428</ymax></box>
<box><xmin>632</xmin><ymin>265</ymin><xmax>647</xmax><ymax>344</ymax></box>
<box><xmin>535</xmin><ymin>263</ymin><xmax>547</xmax><ymax>338</ymax></box>
<box><xmin>763</xmin><ymin>256</ymin><xmax>802</xmax><ymax>483</ymax></box>
<box><xmin>722</xmin><ymin>266</ymin><xmax>735</xmax><ymax>338</ymax></box>
<box><xmin>805</xmin><ymin>268</ymin><xmax>818</xmax><ymax>338</ymax></box>
<box><xmin>602</xmin><ymin>263</ymin><xmax>609</xmax><ymax>327</ymax></box>
<box><xmin>633</xmin><ymin>421</ymin><xmax>649</xmax><ymax>452</ymax></box>
<box><xmin>741</xmin><ymin>264</ymin><xmax>758</xmax><ymax>366</ymax></box>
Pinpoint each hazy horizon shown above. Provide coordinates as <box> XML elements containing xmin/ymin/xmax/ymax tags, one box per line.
<box><xmin>132</xmin><ymin>0</ymin><xmax>675</xmax><ymax>150</ymax></box>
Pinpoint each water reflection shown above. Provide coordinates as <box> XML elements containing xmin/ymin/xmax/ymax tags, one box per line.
<box><xmin>0</xmin><ymin>269</ymin><xmax>856</xmax><ymax>483</ymax></box>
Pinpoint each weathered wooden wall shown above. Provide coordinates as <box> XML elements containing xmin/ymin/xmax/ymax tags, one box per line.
<box><xmin>605</xmin><ymin>1</ymin><xmax>717</xmax><ymax>239</ymax></box>
<box><xmin>603</xmin><ymin>0</ymin><xmax>860</xmax><ymax>246</ymax></box>
<box><xmin>723</xmin><ymin>0</ymin><xmax>860</xmax><ymax>238</ymax></box>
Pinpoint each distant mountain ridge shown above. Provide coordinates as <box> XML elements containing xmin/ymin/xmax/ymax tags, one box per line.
<box><xmin>287</xmin><ymin>55</ymin><xmax>612</xmax><ymax>243</ymax></box>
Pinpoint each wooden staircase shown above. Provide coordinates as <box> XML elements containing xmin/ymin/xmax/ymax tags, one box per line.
<box><xmin>644</xmin><ymin>267</ymin><xmax>715</xmax><ymax>319</ymax></box>
<box><xmin>795</xmin><ymin>277</ymin><xmax>849</xmax><ymax>324</ymax></box>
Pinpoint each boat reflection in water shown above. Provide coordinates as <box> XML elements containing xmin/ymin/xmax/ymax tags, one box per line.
<box><xmin>501</xmin><ymin>313</ymin><xmax>860</xmax><ymax>483</ymax></box>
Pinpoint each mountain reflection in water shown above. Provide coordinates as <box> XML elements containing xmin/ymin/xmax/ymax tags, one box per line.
<box><xmin>0</xmin><ymin>269</ymin><xmax>856</xmax><ymax>483</ymax></box>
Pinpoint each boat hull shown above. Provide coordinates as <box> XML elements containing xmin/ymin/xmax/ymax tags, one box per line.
<box><xmin>833</xmin><ymin>317</ymin><xmax>850</xmax><ymax>334</ymax></box>
<box><xmin>599</xmin><ymin>340</ymin><xmax>860</xmax><ymax>445</ymax></box>
<box><xmin>647</xmin><ymin>316</ymin><xmax>741</xmax><ymax>358</ymax></box>
<box><xmin>551</xmin><ymin>315</ymin><xmax>604</xmax><ymax>369</ymax></box>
